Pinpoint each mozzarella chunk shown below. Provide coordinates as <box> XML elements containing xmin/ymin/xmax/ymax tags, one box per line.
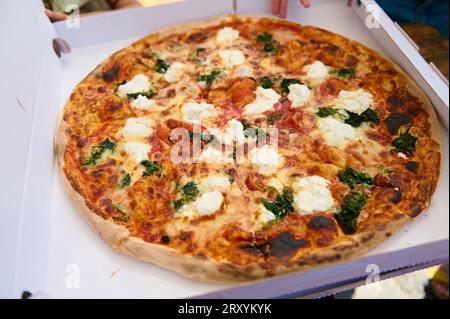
<box><xmin>337</xmin><ymin>89</ymin><xmax>374</xmax><ymax>114</ymax></box>
<box><xmin>244</xmin><ymin>87</ymin><xmax>281</xmax><ymax>115</ymax></box>
<box><xmin>250</xmin><ymin>145</ymin><xmax>282</xmax><ymax>175</ymax></box>
<box><xmin>287</xmin><ymin>83</ymin><xmax>311</xmax><ymax>107</ymax></box>
<box><xmin>255</xmin><ymin>205</ymin><xmax>276</xmax><ymax>228</ymax></box>
<box><xmin>122</xmin><ymin>117</ymin><xmax>153</xmax><ymax>138</ymax></box>
<box><xmin>123</xmin><ymin>142</ymin><xmax>150</xmax><ymax>164</ymax></box>
<box><xmin>117</xmin><ymin>74</ymin><xmax>150</xmax><ymax>98</ymax></box>
<box><xmin>304</xmin><ymin>61</ymin><xmax>329</xmax><ymax>84</ymax></box>
<box><xmin>130</xmin><ymin>95</ymin><xmax>156</xmax><ymax>110</ymax></box>
<box><xmin>235</xmin><ymin>65</ymin><xmax>253</xmax><ymax>77</ymax></box>
<box><xmin>219</xmin><ymin>50</ymin><xmax>245</xmax><ymax>68</ymax></box>
<box><xmin>200</xmin><ymin>175</ymin><xmax>231</xmax><ymax>192</ymax></box>
<box><xmin>194</xmin><ymin>191</ymin><xmax>224</xmax><ymax>215</ymax></box>
<box><xmin>292</xmin><ymin>176</ymin><xmax>335</xmax><ymax>214</ymax></box>
<box><xmin>216</xmin><ymin>27</ymin><xmax>240</xmax><ymax>44</ymax></box>
<box><xmin>200</xmin><ymin>146</ymin><xmax>227</xmax><ymax>163</ymax></box>
<box><xmin>164</xmin><ymin>62</ymin><xmax>184</xmax><ymax>83</ymax></box>
<box><xmin>225</xmin><ymin>119</ymin><xmax>246</xmax><ymax>144</ymax></box>
<box><xmin>182</xmin><ymin>102</ymin><xmax>216</xmax><ymax>124</ymax></box>
<box><xmin>318</xmin><ymin>117</ymin><xmax>358</xmax><ymax>148</ymax></box>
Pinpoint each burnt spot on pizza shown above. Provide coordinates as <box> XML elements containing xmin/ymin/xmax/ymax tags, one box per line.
<box><xmin>391</xmin><ymin>190</ymin><xmax>403</xmax><ymax>204</ymax></box>
<box><xmin>102</xmin><ymin>63</ymin><xmax>120</xmax><ymax>82</ymax></box>
<box><xmin>387</xmin><ymin>95</ymin><xmax>400</xmax><ymax>108</ymax></box>
<box><xmin>307</xmin><ymin>216</ymin><xmax>337</xmax><ymax>231</ymax></box>
<box><xmin>239</xmin><ymin>244</ymin><xmax>265</xmax><ymax>256</ymax></box>
<box><xmin>409</xmin><ymin>203</ymin><xmax>424</xmax><ymax>218</ymax></box>
<box><xmin>405</xmin><ymin>161</ymin><xmax>420</xmax><ymax>173</ymax></box>
<box><xmin>359</xmin><ymin>232</ymin><xmax>375</xmax><ymax>243</ymax></box>
<box><xmin>265</xmin><ymin>233</ymin><xmax>310</xmax><ymax>258</ymax></box>
<box><xmin>186</xmin><ymin>32</ymin><xmax>209</xmax><ymax>44</ymax></box>
<box><xmin>385</xmin><ymin>113</ymin><xmax>411</xmax><ymax>135</ymax></box>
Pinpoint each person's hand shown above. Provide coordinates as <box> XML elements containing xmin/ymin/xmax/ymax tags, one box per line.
<box><xmin>45</xmin><ymin>9</ymin><xmax>67</xmax><ymax>22</ymax></box>
<box><xmin>272</xmin><ymin>0</ymin><xmax>311</xmax><ymax>19</ymax></box>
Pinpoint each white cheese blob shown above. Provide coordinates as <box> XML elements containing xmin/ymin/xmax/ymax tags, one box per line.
<box><xmin>117</xmin><ymin>74</ymin><xmax>150</xmax><ymax>98</ymax></box>
<box><xmin>304</xmin><ymin>61</ymin><xmax>329</xmax><ymax>84</ymax></box>
<box><xmin>249</xmin><ymin>145</ymin><xmax>282</xmax><ymax>175</ymax></box>
<box><xmin>216</xmin><ymin>27</ymin><xmax>240</xmax><ymax>44</ymax></box>
<box><xmin>337</xmin><ymin>89</ymin><xmax>374</xmax><ymax>114</ymax></box>
<box><xmin>130</xmin><ymin>95</ymin><xmax>156</xmax><ymax>110</ymax></box>
<box><xmin>235</xmin><ymin>65</ymin><xmax>253</xmax><ymax>77</ymax></box>
<box><xmin>287</xmin><ymin>83</ymin><xmax>311</xmax><ymax>107</ymax></box>
<box><xmin>292</xmin><ymin>176</ymin><xmax>335</xmax><ymax>214</ymax></box>
<box><xmin>123</xmin><ymin>142</ymin><xmax>151</xmax><ymax>164</ymax></box>
<box><xmin>255</xmin><ymin>205</ymin><xmax>276</xmax><ymax>228</ymax></box>
<box><xmin>194</xmin><ymin>191</ymin><xmax>224</xmax><ymax>215</ymax></box>
<box><xmin>200</xmin><ymin>175</ymin><xmax>231</xmax><ymax>192</ymax></box>
<box><xmin>164</xmin><ymin>62</ymin><xmax>184</xmax><ymax>83</ymax></box>
<box><xmin>225</xmin><ymin>119</ymin><xmax>246</xmax><ymax>144</ymax></box>
<box><xmin>244</xmin><ymin>87</ymin><xmax>281</xmax><ymax>115</ymax></box>
<box><xmin>200</xmin><ymin>146</ymin><xmax>227</xmax><ymax>163</ymax></box>
<box><xmin>182</xmin><ymin>102</ymin><xmax>216</xmax><ymax>124</ymax></box>
<box><xmin>219</xmin><ymin>50</ymin><xmax>245</xmax><ymax>68</ymax></box>
<box><xmin>318</xmin><ymin>117</ymin><xmax>358</xmax><ymax>148</ymax></box>
<box><xmin>122</xmin><ymin>117</ymin><xmax>153</xmax><ymax>138</ymax></box>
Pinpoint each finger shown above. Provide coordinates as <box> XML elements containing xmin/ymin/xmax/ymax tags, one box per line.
<box><xmin>347</xmin><ymin>0</ymin><xmax>353</xmax><ymax>7</ymax></box>
<box><xmin>300</xmin><ymin>0</ymin><xmax>311</xmax><ymax>8</ymax></box>
<box><xmin>279</xmin><ymin>0</ymin><xmax>288</xmax><ymax>18</ymax></box>
<box><xmin>45</xmin><ymin>9</ymin><xmax>67</xmax><ymax>21</ymax></box>
<box><xmin>272</xmin><ymin>0</ymin><xmax>281</xmax><ymax>15</ymax></box>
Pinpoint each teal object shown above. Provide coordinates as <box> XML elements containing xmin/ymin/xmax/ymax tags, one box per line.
<box><xmin>377</xmin><ymin>0</ymin><xmax>449</xmax><ymax>38</ymax></box>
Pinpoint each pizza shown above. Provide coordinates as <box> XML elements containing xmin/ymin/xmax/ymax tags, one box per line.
<box><xmin>56</xmin><ymin>15</ymin><xmax>441</xmax><ymax>282</ymax></box>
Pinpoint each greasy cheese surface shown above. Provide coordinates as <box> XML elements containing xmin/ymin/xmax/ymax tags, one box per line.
<box><xmin>60</xmin><ymin>17</ymin><xmax>440</xmax><ymax>274</ymax></box>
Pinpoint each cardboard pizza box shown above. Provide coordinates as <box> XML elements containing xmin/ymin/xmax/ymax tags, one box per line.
<box><xmin>0</xmin><ymin>0</ymin><xmax>448</xmax><ymax>298</ymax></box>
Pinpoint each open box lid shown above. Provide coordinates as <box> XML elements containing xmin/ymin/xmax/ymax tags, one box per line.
<box><xmin>0</xmin><ymin>0</ymin><xmax>448</xmax><ymax>298</ymax></box>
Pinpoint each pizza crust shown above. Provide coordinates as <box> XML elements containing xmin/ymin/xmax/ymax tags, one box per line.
<box><xmin>55</xmin><ymin>15</ymin><xmax>441</xmax><ymax>283</ymax></box>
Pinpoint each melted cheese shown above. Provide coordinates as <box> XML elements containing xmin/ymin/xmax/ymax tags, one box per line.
<box><xmin>249</xmin><ymin>145</ymin><xmax>282</xmax><ymax>175</ymax></box>
<box><xmin>304</xmin><ymin>61</ymin><xmax>329</xmax><ymax>85</ymax></box>
<box><xmin>200</xmin><ymin>175</ymin><xmax>231</xmax><ymax>192</ymax></box>
<box><xmin>225</xmin><ymin>119</ymin><xmax>245</xmax><ymax>144</ymax></box>
<box><xmin>255</xmin><ymin>205</ymin><xmax>276</xmax><ymax>228</ymax></box>
<box><xmin>219</xmin><ymin>50</ymin><xmax>245</xmax><ymax>68</ymax></box>
<box><xmin>194</xmin><ymin>191</ymin><xmax>224</xmax><ymax>215</ymax></box>
<box><xmin>287</xmin><ymin>83</ymin><xmax>311</xmax><ymax>107</ymax></box>
<box><xmin>216</xmin><ymin>27</ymin><xmax>240</xmax><ymax>44</ymax></box>
<box><xmin>130</xmin><ymin>95</ymin><xmax>156</xmax><ymax>110</ymax></box>
<box><xmin>200</xmin><ymin>146</ymin><xmax>228</xmax><ymax>163</ymax></box>
<box><xmin>117</xmin><ymin>74</ymin><xmax>150</xmax><ymax>98</ymax></box>
<box><xmin>123</xmin><ymin>142</ymin><xmax>151</xmax><ymax>164</ymax></box>
<box><xmin>235</xmin><ymin>65</ymin><xmax>253</xmax><ymax>77</ymax></box>
<box><xmin>181</xmin><ymin>102</ymin><xmax>216</xmax><ymax>124</ymax></box>
<box><xmin>164</xmin><ymin>62</ymin><xmax>185</xmax><ymax>83</ymax></box>
<box><xmin>244</xmin><ymin>87</ymin><xmax>281</xmax><ymax>115</ymax></box>
<box><xmin>122</xmin><ymin>117</ymin><xmax>153</xmax><ymax>138</ymax></box>
<box><xmin>337</xmin><ymin>89</ymin><xmax>374</xmax><ymax>114</ymax></box>
<box><xmin>318</xmin><ymin>117</ymin><xmax>358</xmax><ymax>148</ymax></box>
<box><xmin>292</xmin><ymin>176</ymin><xmax>335</xmax><ymax>214</ymax></box>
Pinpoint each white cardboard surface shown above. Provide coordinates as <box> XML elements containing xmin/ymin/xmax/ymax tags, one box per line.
<box><xmin>3</xmin><ymin>0</ymin><xmax>449</xmax><ymax>298</ymax></box>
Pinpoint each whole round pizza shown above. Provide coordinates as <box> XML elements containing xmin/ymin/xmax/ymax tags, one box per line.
<box><xmin>56</xmin><ymin>15</ymin><xmax>441</xmax><ymax>282</ymax></box>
